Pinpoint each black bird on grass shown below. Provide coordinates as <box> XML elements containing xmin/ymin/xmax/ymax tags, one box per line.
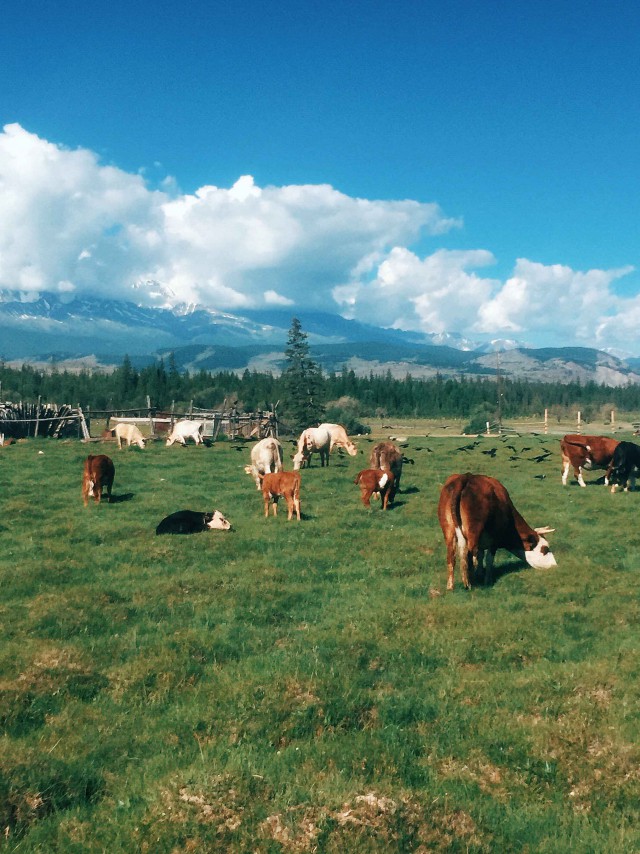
<box><xmin>481</xmin><ymin>448</ymin><xmax>498</xmax><ymax>458</ymax></box>
<box><xmin>530</xmin><ymin>451</ymin><xmax>552</xmax><ymax>463</ymax></box>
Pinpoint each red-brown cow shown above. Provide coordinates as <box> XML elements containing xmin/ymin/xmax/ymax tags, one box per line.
<box><xmin>354</xmin><ymin>468</ymin><xmax>395</xmax><ymax>510</ymax></box>
<box><xmin>560</xmin><ymin>434</ymin><xmax>619</xmax><ymax>487</ymax></box>
<box><xmin>369</xmin><ymin>441</ymin><xmax>403</xmax><ymax>502</ymax></box>
<box><xmin>437</xmin><ymin>473</ymin><xmax>556</xmax><ymax>590</ymax></box>
<box><xmin>260</xmin><ymin>471</ymin><xmax>301</xmax><ymax>521</ymax></box>
<box><xmin>82</xmin><ymin>454</ymin><xmax>115</xmax><ymax>506</ymax></box>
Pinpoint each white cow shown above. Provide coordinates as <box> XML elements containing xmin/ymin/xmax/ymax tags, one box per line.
<box><xmin>244</xmin><ymin>437</ymin><xmax>284</xmax><ymax>489</ymax></box>
<box><xmin>113</xmin><ymin>422</ymin><xmax>146</xmax><ymax>449</ymax></box>
<box><xmin>319</xmin><ymin>423</ymin><xmax>358</xmax><ymax>456</ymax></box>
<box><xmin>292</xmin><ymin>426</ymin><xmax>332</xmax><ymax>470</ymax></box>
<box><xmin>166</xmin><ymin>420</ymin><xmax>204</xmax><ymax>447</ymax></box>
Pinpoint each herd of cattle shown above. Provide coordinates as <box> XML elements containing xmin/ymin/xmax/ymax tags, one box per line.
<box><xmin>79</xmin><ymin>421</ymin><xmax>640</xmax><ymax>590</ymax></box>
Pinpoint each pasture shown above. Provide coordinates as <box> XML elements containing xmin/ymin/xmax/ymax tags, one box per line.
<box><xmin>1</xmin><ymin>432</ymin><xmax>639</xmax><ymax>852</ymax></box>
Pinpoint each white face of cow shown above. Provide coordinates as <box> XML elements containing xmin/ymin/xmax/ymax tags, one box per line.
<box><xmin>524</xmin><ymin>535</ymin><xmax>557</xmax><ymax>569</ymax></box>
<box><xmin>207</xmin><ymin>510</ymin><xmax>231</xmax><ymax>530</ymax></box>
<box><xmin>346</xmin><ymin>441</ymin><xmax>358</xmax><ymax>456</ymax></box>
<box><xmin>292</xmin><ymin>452</ymin><xmax>305</xmax><ymax>471</ymax></box>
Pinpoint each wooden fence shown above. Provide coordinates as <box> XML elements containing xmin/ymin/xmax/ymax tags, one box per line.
<box><xmin>0</xmin><ymin>397</ymin><xmax>280</xmax><ymax>442</ymax></box>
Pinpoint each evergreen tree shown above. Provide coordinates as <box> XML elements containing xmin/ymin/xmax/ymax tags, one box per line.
<box><xmin>282</xmin><ymin>317</ymin><xmax>325</xmax><ymax>431</ymax></box>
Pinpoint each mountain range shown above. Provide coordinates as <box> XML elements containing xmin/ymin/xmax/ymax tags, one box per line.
<box><xmin>1</xmin><ymin>290</ymin><xmax>639</xmax><ymax>386</ymax></box>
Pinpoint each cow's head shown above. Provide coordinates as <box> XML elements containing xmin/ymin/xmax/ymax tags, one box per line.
<box><xmin>524</xmin><ymin>527</ymin><xmax>556</xmax><ymax>569</ymax></box>
<box><xmin>206</xmin><ymin>510</ymin><xmax>231</xmax><ymax>531</ymax></box>
<box><xmin>345</xmin><ymin>441</ymin><xmax>358</xmax><ymax>457</ymax></box>
<box><xmin>292</xmin><ymin>451</ymin><xmax>308</xmax><ymax>471</ymax></box>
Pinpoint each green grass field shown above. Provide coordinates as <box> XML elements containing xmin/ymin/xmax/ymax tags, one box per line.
<box><xmin>1</xmin><ymin>432</ymin><xmax>639</xmax><ymax>852</ymax></box>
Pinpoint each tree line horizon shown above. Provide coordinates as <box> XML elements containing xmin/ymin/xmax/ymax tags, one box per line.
<box><xmin>2</xmin><ymin>318</ymin><xmax>640</xmax><ymax>432</ymax></box>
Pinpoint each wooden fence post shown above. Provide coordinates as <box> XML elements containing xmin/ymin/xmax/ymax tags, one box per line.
<box><xmin>147</xmin><ymin>396</ymin><xmax>154</xmax><ymax>437</ymax></box>
<box><xmin>34</xmin><ymin>395</ymin><xmax>41</xmax><ymax>437</ymax></box>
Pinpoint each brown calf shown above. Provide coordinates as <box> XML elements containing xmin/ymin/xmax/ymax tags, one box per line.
<box><xmin>260</xmin><ymin>471</ymin><xmax>301</xmax><ymax>520</ymax></box>
<box><xmin>82</xmin><ymin>454</ymin><xmax>115</xmax><ymax>506</ymax></box>
<box><xmin>354</xmin><ymin>468</ymin><xmax>395</xmax><ymax>510</ymax></box>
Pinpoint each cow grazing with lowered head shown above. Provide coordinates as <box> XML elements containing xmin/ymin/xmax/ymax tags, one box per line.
<box><xmin>114</xmin><ymin>422</ymin><xmax>146</xmax><ymax>449</ymax></box>
<box><xmin>354</xmin><ymin>468</ymin><xmax>395</xmax><ymax>510</ymax></box>
<box><xmin>437</xmin><ymin>473</ymin><xmax>556</xmax><ymax>590</ymax></box>
<box><xmin>608</xmin><ymin>441</ymin><xmax>640</xmax><ymax>493</ymax></box>
<box><xmin>244</xmin><ymin>437</ymin><xmax>284</xmax><ymax>489</ymax></box>
<box><xmin>560</xmin><ymin>434</ymin><xmax>619</xmax><ymax>487</ymax></box>
<box><xmin>292</xmin><ymin>426</ymin><xmax>332</xmax><ymax>470</ymax></box>
<box><xmin>82</xmin><ymin>454</ymin><xmax>115</xmax><ymax>506</ymax></box>
<box><xmin>166</xmin><ymin>420</ymin><xmax>204</xmax><ymax>447</ymax></box>
<box><xmin>318</xmin><ymin>423</ymin><xmax>358</xmax><ymax>457</ymax></box>
<box><xmin>260</xmin><ymin>471</ymin><xmax>301</xmax><ymax>520</ymax></box>
<box><xmin>369</xmin><ymin>441</ymin><xmax>404</xmax><ymax>502</ymax></box>
<box><xmin>156</xmin><ymin>509</ymin><xmax>231</xmax><ymax>534</ymax></box>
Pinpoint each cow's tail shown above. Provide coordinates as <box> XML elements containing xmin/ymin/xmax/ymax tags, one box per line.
<box><xmin>444</xmin><ymin>474</ymin><xmax>469</xmax><ymax>559</ymax></box>
<box><xmin>354</xmin><ymin>471</ymin><xmax>363</xmax><ymax>485</ymax></box>
<box><xmin>292</xmin><ymin>472</ymin><xmax>301</xmax><ymax>500</ymax></box>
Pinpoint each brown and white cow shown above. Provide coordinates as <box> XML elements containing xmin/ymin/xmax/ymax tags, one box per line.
<box><xmin>260</xmin><ymin>471</ymin><xmax>301</xmax><ymax>520</ymax></box>
<box><xmin>354</xmin><ymin>468</ymin><xmax>395</xmax><ymax>510</ymax></box>
<box><xmin>113</xmin><ymin>422</ymin><xmax>146</xmax><ymax>449</ymax></box>
<box><xmin>244</xmin><ymin>437</ymin><xmax>284</xmax><ymax>489</ymax></box>
<box><xmin>292</xmin><ymin>426</ymin><xmax>332</xmax><ymax>470</ymax></box>
<box><xmin>437</xmin><ymin>473</ymin><xmax>556</xmax><ymax>590</ymax></box>
<box><xmin>318</xmin><ymin>423</ymin><xmax>358</xmax><ymax>456</ymax></box>
<box><xmin>560</xmin><ymin>434</ymin><xmax>619</xmax><ymax>487</ymax></box>
<box><xmin>82</xmin><ymin>454</ymin><xmax>115</xmax><ymax>506</ymax></box>
<box><xmin>369</xmin><ymin>441</ymin><xmax>403</xmax><ymax>502</ymax></box>
<box><xmin>166</xmin><ymin>420</ymin><xmax>204</xmax><ymax>446</ymax></box>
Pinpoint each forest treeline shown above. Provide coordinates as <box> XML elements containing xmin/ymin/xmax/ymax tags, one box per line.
<box><xmin>2</xmin><ymin>355</ymin><xmax>640</xmax><ymax>427</ymax></box>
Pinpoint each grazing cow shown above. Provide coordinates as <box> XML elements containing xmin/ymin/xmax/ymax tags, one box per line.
<box><xmin>260</xmin><ymin>471</ymin><xmax>301</xmax><ymax>520</ymax></box>
<box><xmin>369</xmin><ymin>441</ymin><xmax>404</xmax><ymax>501</ymax></box>
<box><xmin>437</xmin><ymin>473</ymin><xmax>556</xmax><ymax>590</ymax></box>
<box><xmin>114</xmin><ymin>422</ymin><xmax>146</xmax><ymax>449</ymax></box>
<box><xmin>156</xmin><ymin>509</ymin><xmax>231</xmax><ymax>535</ymax></box>
<box><xmin>82</xmin><ymin>454</ymin><xmax>115</xmax><ymax>506</ymax></box>
<box><xmin>292</xmin><ymin>426</ymin><xmax>332</xmax><ymax>470</ymax></box>
<box><xmin>609</xmin><ymin>441</ymin><xmax>640</xmax><ymax>493</ymax></box>
<box><xmin>560</xmin><ymin>434</ymin><xmax>619</xmax><ymax>487</ymax></box>
<box><xmin>166</xmin><ymin>420</ymin><xmax>204</xmax><ymax>447</ymax></box>
<box><xmin>354</xmin><ymin>468</ymin><xmax>395</xmax><ymax>510</ymax></box>
<box><xmin>244</xmin><ymin>437</ymin><xmax>283</xmax><ymax>489</ymax></box>
<box><xmin>318</xmin><ymin>423</ymin><xmax>358</xmax><ymax>456</ymax></box>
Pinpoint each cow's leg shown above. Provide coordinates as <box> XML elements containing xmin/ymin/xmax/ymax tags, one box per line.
<box><xmin>360</xmin><ymin>488</ymin><xmax>372</xmax><ymax>508</ymax></box>
<box><xmin>263</xmin><ymin>495</ymin><xmax>270</xmax><ymax>517</ymax></box>
<box><xmin>484</xmin><ymin>550</ymin><xmax>496</xmax><ymax>586</ymax></box>
<box><xmin>285</xmin><ymin>492</ymin><xmax>294</xmax><ymax>520</ymax></box>
<box><xmin>272</xmin><ymin>496</ymin><xmax>279</xmax><ymax>516</ymax></box>
<box><xmin>446</xmin><ymin>534</ymin><xmax>458</xmax><ymax>591</ymax></box>
<box><xmin>576</xmin><ymin>466</ymin><xmax>587</xmax><ymax>488</ymax></box>
<box><xmin>561</xmin><ymin>461</ymin><xmax>570</xmax><ymax>485</ymax></box>
<box><xmin>454</xmin><ymin>527</ymin><xmax>470</xmax><ymax>590</ymax></box>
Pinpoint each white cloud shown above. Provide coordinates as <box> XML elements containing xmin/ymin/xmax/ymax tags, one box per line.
<box><xmin>0</xmin><ymin>123</ymin><xmax>458</xmax><ymax>313</ymax></box>
<box><xmin>0</xmin><ymin>123</ymin><xmax>637</xmax><ymax>351</ymax></box>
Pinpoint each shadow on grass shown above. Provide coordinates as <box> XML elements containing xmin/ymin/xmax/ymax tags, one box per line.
<box><xmin>108</xmin><ymin>492</ymin><xmax>134</xmax><ymax>504</ymax></box>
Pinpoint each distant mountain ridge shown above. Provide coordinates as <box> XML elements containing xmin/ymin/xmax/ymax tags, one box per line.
<box><xmin>1</xmin><ymin>290</ymin><xmax>639</xmax><ymax>386</ymax></box>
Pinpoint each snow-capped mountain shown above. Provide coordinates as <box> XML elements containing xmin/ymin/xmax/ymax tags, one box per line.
<box><xmin>1</xmin><ymin>290</ymin><xmax>639</xmax><ymax>386</ymax></box>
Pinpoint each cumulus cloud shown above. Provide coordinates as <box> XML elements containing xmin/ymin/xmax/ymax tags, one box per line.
<box><xmin>0</xmin><ymin>123</ymin><xmax>637</xmax><ymax>351</ymax></box>
<box><xmin>0</xmin><ymin>123</ymin><xmax>458</xmax><ymax>311</ymax></box>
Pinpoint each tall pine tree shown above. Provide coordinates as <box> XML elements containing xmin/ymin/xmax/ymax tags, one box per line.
<box><xmin>282</xmin><ymin>317</ymin><xmax>325</xmax><ymax>431</ymax></box>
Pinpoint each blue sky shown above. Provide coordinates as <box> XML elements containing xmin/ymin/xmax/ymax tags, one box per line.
<box><xmin>2</xmin><ymin>0</ymin><xmax>639</xmax><ymax>352</ymax></box>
